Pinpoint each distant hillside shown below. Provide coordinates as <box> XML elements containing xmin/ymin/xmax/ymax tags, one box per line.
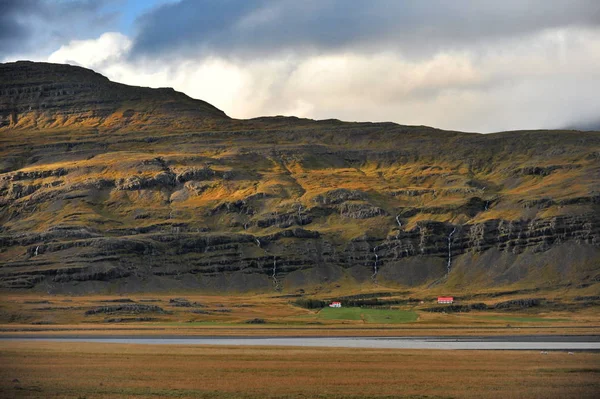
<box><xmin>0</xmin><ymin>61</ymin><xmax>598</xmax><ymax>294</ymax></box>
<box><xmin>0</xmin><ymin>61</ymin><xmax>227</xmax><ymax>131</ymax></box>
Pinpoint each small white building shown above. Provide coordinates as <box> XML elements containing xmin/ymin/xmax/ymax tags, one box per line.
<box><xmin>329</xmin><ymin>301</ymin><xmax>342</xmax><ymax>308</ymax></box>
<box><xmin>437</xmin><ymin>297</ymin><xmax>454</xmax><ymax>304</ymax></box>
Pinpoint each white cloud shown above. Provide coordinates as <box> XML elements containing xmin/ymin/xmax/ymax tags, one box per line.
<box><xmin>48</xmin><ymin>32</ymin><xmax>132</xmax><ymax>69</ymax></box>
<box><xmin>44</xmin><ymin>26</ymin><xmax>600</xmax><ymax>132</ymax></box>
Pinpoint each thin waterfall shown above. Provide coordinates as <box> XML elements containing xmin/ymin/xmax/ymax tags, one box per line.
<box><xmin>447</xmin><ymin>228</ymin><xmax>456</xmax><ymax>275</ymax></box>
<box><xmin>272</xmin><ymin>256</ymin><xmax>280</xmax><ymax>290</ymax></box>
<box><xmin>255</xmin><ymin>238</ymin><xmax>280</xmax><ymax>290</ymax></box>
<box><xmin>371</xmin><ymin>246</ymin><xmax>380</xmax><ymax>283</ymax></box>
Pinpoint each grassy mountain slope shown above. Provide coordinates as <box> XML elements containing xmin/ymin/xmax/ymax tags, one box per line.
<box><xmin>0</xmin><ymin>61</ymin><xmax>598</xmax><ymax>294</ymax></box>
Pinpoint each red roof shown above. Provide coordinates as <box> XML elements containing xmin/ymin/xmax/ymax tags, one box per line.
<box><xmin>331</xmin><ymin>301</ymin><xmax>341</xmax><ymax>304</ymax></box>
<box><xmin>437</xmin><ymin>297</ymin><xmax>454</xmax><ymax>300</ymax></box>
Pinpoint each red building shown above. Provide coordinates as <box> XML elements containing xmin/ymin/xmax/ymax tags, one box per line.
<box><xmin>437</xmin><ymin>297</ymin><xmax>454</xmax><ymax>304</ymax></box>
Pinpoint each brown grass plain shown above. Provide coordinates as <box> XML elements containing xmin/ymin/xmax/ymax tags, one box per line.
<box><xmin>1</xmin><ymin>341</ymin><xmax>599</xmax><ymax>399</ymax></box>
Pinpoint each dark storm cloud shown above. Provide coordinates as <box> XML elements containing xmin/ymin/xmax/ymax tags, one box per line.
<box><xmin>0</xmin><ymin>0</ymin><xmax>36</xmax><ymax>53</ymax></box>
<box><xmin>131</xmin><ymin>0</ymin><xmax>600</xmax><ymax>58</ymax></box>
<box><xmin>0</xmin><ymin>0</ymin><xmax>119</xmax><ymax>57</ymax></box>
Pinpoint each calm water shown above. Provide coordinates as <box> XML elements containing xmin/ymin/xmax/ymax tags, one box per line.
<box><xmin>3</xmin><ymin>337</ymin><xmax>599</xmax><ymax>350</ymax></box>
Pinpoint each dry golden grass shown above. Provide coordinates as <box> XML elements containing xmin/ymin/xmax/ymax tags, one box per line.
<box><xmin>2</xmin><ymin>125</ymin><xmax>597</xmax><ymax>237</ymax></box>
<box><xmin>1</xmin><ymin>341</ymin><xmax>599</xmax><ymax>398</ymax></box>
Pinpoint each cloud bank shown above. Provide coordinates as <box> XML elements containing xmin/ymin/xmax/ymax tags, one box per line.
<box><xmin>0</xmin><ymin>0</ymin><xmax>119</xmax><ymax>57</ymax></box>
<box><xmin>131</xmin><ymin>0</ymin><xmax>600</xmax><ymax>59</ymax></box>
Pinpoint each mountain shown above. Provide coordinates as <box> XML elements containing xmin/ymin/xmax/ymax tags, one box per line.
<box><xmin>0</xmin><ymin>61</ymin><xmax>227</xmax><ymax>130</ymax></box>
<box><xmin>0</xmin><ymin>61</ymin><xmax>598</xmax><ymax>294</ymax></box>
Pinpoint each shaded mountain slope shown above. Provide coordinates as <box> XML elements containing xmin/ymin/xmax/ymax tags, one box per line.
<box><xmin>0</xmin><ymin>61</ymin><xmax>598</xmax><ymax>294</ymax></box>
<box><xmin>0</xmin><ymin>61</ymin><xmax>227</xmax><ymax>131</ymax></box>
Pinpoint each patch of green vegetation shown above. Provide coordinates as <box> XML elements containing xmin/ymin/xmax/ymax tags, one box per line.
<box><xmin>317</xmin><ymin>307</ymin><xmax>418</xmax><ymax>324</ymax></box>
<box><xmin>477</xmin><ymin>315</ymin><xmax>569</xmax><ymax>323</ymax></box>
<box><xmin>292</xmin><ymin>298</ymin><xmax>328</xmax><ymax>309</ymax></box>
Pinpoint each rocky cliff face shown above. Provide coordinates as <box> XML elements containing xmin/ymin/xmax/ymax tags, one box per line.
<box><xmin>0</xmin><ymin>61</ymin><xmax>599</xmax><ymax>293</ymax></box>
<box><xmin>2</xmin><ymin>214</ymin><xmax>597</xmax><ymax>292</ymax></box>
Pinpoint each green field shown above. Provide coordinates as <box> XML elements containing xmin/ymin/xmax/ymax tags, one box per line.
<box><xmin>317</xmin><ymin>307</ymin><xmax>418</xmax><ymax>324</ymax></box>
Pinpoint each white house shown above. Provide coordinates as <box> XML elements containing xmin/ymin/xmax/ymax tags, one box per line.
<box><xmin>437</xmin><ymin>297</ymin><xmax>454</xmax><ymax>304</ymax></box>
<box><xmin>329</xmin><ymin>301</ymin><xmax>342</xmax><ymax>308</ymax></box>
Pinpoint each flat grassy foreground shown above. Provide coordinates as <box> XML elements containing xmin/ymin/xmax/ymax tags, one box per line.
<box><xmin>317</xmin><ymin>307</ymin><xmax>418</xmax><ymax>323</ymax></box>
<box><xmin>1</xmin><ymin>341</ymin><xmax>599</xmax><ymax>399</ymax></box>
<box><xmin>3</xmin><ymin>292</ymin><xmax>599</xmax><ymax>331</ymax></box>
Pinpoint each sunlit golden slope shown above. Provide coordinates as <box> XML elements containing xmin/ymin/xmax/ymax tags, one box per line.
<box><xmin>0</xmin><ymin>61</ymin><xmax>598</xmax><ymax>294</ymax></box>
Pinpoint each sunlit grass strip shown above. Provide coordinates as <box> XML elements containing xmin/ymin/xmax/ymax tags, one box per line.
<box><xmin>317</xmin><ymin>307</ymin><xmax>418</xmax><ymax>323</ymax></box>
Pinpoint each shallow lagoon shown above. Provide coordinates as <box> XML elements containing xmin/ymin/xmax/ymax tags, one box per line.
<box><xmin>4</xmin><ymin>336</ymin><xmax>599</xmax><ymax>350</ymax></box>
